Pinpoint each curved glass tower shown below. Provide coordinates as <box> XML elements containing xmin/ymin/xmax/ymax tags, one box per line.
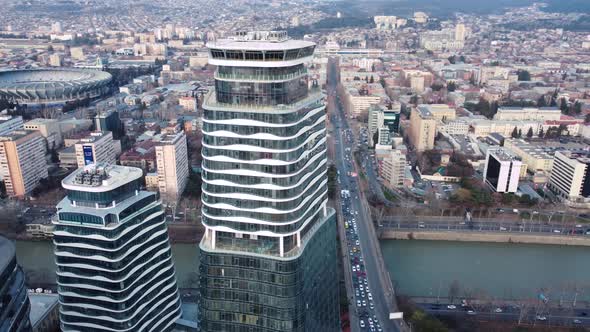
<box><xmin>53</xmin><ymin>164</ymin><xmax>181</xmax><ymax>332</ymax></box>
<box><xmin>199</xmin><ymin>31</ymin><xmax>339</xmax><ymax>331</ymax></box>
<box><xmin>0</xmin><ymin>235</ymin><xmax>32</xmax><ymax>332</ymax></box>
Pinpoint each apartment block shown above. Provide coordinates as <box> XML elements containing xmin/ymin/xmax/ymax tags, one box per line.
<box><xmin>548</xmin><ymin>151</ymin><xmax>590</xmax><ymax>203</ymax></box>
<box><xmin>483</xmin><ymin>148</ymin><xmax>522</xmax><ymax>193</ymax></box>
<box><xmin>0</xmin><ymin>130</ymin><xmax>48</xmax><ymax>197</ymax></box>
<box><xmin>24</xmin><ymin>118</ymin><xmax>63</xmax><ymax>148</ymax></box>
<box><xmin>408</xmin><ymin>106</ymin><xmax>437</xmax><ymax>151</ymax></box>
<box><xmin>155</xmin><ymin>130</ymin><xmax>189</xmax><ymax>205</ymax></box>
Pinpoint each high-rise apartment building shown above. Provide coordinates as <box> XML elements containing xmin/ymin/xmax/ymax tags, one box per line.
<box><xmin>548</xmin><ymin>151</ymin><xmax>590</xmax><ymax>203</ymax></box>
<box><xmin>408</xmin><ymin>106</ymin><xmax>436</xmax><ymax>151</ymax></box>
<box><xmin>199</xmin><ymin>31</ymin><xmax>339</xmax><ymax>331</ymax></box>
<box><xmin>155</xmin><ymin>129</ymin><xmax>189</xmax><ymax>205</ymax></box>
<box><xmin>0</xmin><ymin>235</ymin><xmax>32</xmax><ymax>332</ymax></box>
<box><xmin>53</xmin><ymin>164</ymin><xmax>182</xmax><ymax>331</ymax></box>
<box><xmin>381</xmin><ymin>149</ymin><xmax>407</xmax><ymax>188</ymax></box>
<box><xmin>0</xmin><ymin>115</ymin><xmax>24</xmax><ymax>136</ymax></box>
<box><xmin>0</xmin><ymin>130</ymin><xmax>48</xmax><ymax>197</ymax></box>
<box><xmin>74</xmin><ymin>131</ymin><xmax>116</xmax><ymax>168</ymax></box>
<box><xmin>483</xmin><ymin>148</ymin><xmax>522</xmax><ymax>193</ymax></box>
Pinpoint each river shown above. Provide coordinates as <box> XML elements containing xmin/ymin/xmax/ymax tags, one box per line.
<box><xmin>15</xmin><ymin>239</ymin><xmax>590</xmax><ymax>302</ymax></box>
<box><xmin>14</xmin><ymin>241</ymin><xmax>200</xmax><ymax>289</ymax></box>
<box><xmin>380</xmin><ymin>240</ymin><xmax>590</xmax><ymax>302</ymax></box>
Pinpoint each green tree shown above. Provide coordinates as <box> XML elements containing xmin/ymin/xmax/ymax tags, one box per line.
<box><xmin>560</xmin><ymin>99</ymin><xmax>569</xmax><ymax>114</ymax></box>
<box><xmin>448</xmin><ymin>55</ymin><xmax>456</xmax><ymax>64</ymax></box>
<box><xmin>518</xmin><ymin>129</ymin><xmax>522</xmax><ymax>138</ymax></box>
<box><xmin>526</xmin><ymin>127</ymin><xmax>534</xmax><ymax>138</ymax></box>
<box><xmin>573</xmin><ymin>101</ymin><xmax>582</xmax><ymax>114</ymax></box>
<box><xmin>538</xmin><ymin>127</ymin><xmax>544</xmax><ymax>138</ymax></box>
<box><xmin>537</xmin><ymin>95</ymin><xmax>547</xmax><ymax>107</ymax></box>
<box><xmin>517</xmin><ymin>70</ymin><xmax>531</xmax><ymax>81</ymax></box>
<box><xmin>585</xmin><ymin>114</ymin><xmax>590</xmax><ymax>123</ymax></box>
<box><xmin>511</xmin><ymin>127</ymin><xmax>518</xmax><ymax>138</ymax></box>
<box><xmin>369</xmin><ymin>75</ymin><xmax>375</xmax><ymax>84</ymax></box>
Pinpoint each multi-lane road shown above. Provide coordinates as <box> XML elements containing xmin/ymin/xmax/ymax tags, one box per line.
<box><xmin>328</xmin><ymin>58</ymin><xmax>401</xmax><ymax>332</ymax></box>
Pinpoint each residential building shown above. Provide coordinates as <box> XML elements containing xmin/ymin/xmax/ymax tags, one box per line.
<box><xmin>0</xmin><ymin>235</ymin><xmax>32</xmax><ymax>332</ymax></box>
<box><xmin>24</xmin><ymin>118</ymin><xmax>63</xmax><ymax>148</ymax></box>
<box><xmin>53</xmin><ymin>164</ymin><xmax>182</xmax><ymax>331</ymax></box>
<box><xmin>0</xmin><ymin>130</ymin><xmax>48</xmax><ymax>197</ymax></box>
<box><xmin>381</xmin><ymin>149</ymin><xmax>406</xmax><ymax>188</ymax></box>
<box><xmin>0</xmin><ymin>115</ymin><xmax>23</xmax><ymax>136</ymax></box>
<box><xmin>199</xmin><ymin>31</ymin><xmax>339</xmax><ymax>332</ymax></box>
<box><xmin>421</xmin><ymin>104</ymin><xmax>456</xmax><ymax>122</ymax></box>
<box><xmin>74</xmin><ymin>131</ymin><xmax>116</xmax><ymax>168</ymax></box>
<box><xmin>345</xmin><ymin>87</ymin><xmax>382</xmax><ymax>117</ymax></box>
<box><xmin>548</xmin><ymin>151</ymin><xmax>590</xmax><ymax>204</ymax></box>
<box><xmin>178</xmin><ymin>96</ymin><xmax>197</xmax><ymax>112</ymax></box>
<box><xmin>29</xmin><ymin>293</ymin><xmax>60</xmax><ymax>332</ymax></box>
<box><xmin>155</xmin><ymin>130</ymin><xmax>189</xmax><ymax>205</ymax></box>
<box><xmin>408</xmin><ymin>106</ymin><xmax>437</xmax><ymax>151</ymax></box>
<box><xmin>483</xmin><ymin>148</ymin><xmax>522</xmax><ymax>193</ymax></box>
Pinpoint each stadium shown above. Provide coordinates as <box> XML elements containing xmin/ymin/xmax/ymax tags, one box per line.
<box><xmin>0</xmin><ymin>68</ymin><xmax>112</xmax><ymax>106</ymax></box>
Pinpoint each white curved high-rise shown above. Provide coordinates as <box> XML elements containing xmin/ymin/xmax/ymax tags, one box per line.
<box><xmin>198</xmin><ymin>31</ymin><xmax>339</xmax><ymax>332</ymax></box>
<box><xmin>53</xmin><ymin>164</ymin><xmax>181</xmax><ymax>332</ymax></box>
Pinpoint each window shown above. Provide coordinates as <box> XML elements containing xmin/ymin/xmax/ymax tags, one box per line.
<box><xmin>264</xmin><ymin>51</ymin><xmax>284</xmax><ymax>61</ymax></box>
<box><xmin>244</xmin><ymin>51</ymin><xmax>263</xmax><ymax>60</ymax></box>
<box><xmin>210</xmin><ymin>49</ymin><xmax>225</xmax><ymax>59</ymax></box>
<box><xmin>225</xmin><ymin>50</ymin><xmax>244</xmax><ymax>60</ymax></box>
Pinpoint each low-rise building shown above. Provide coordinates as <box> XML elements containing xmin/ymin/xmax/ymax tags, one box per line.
<box><xmin>548</xmin><ymin>151</ymin><xmax>590</xmax><ymax>206</ymax></box>
<box><xmin>74</xmin><ymin>131</ymin><xmax>117</xmax><ymax>168</ymax></box>
<box><xmin>24</xmin><ymin>118</ymin><xmax>63</xmax><ymax>148</ymax></box>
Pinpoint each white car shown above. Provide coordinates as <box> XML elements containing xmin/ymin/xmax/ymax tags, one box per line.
<box><xmin>494</xmin><ymin>308</ymin><xmax>503</xmax><ymax>313</ymax></box>
<box><xmin>536</xmin><ymin>315</ymin><xmax>547</xmax><ymax>321</ymax></box>
<box><xmin>360</xmin><ymin>320</ymin><xmax>365</xmax><ymax>328</ymax></box>
<box><xmin>368</xmin><ymin>293</ymin><xmax>373</xmax><ymax>301</ymax></box>
<box><xmin>447</xmin><ymin>305</ymin><xmax>457</xmax><ymax>309</ymax></box>
<box><xmin>553</xmin><ymin>229</ymin><xmax>561</xmax><ymax>233</ymax></box>
<box><xmin>500</xmin><ymin>227</ymin><xmax>507</xmax><ymax>231</ymax></box>
<box><xmin>356</xmin><ymin>300</ymin><xmax>361</xmax><ymax>307</ymax></box>
<box><xmin>362</xmin><ymin>300</ymin><xmax>367</xmax><ymax>307</ymax></box>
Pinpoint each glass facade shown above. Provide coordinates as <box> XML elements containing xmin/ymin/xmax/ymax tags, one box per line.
<box><xmin>53</xmin><ymin>165</ymin><xmax>181</xmax><ymax>332</ymax></box>
<box><xmin>0</xmin><ymin>236</ymin><xmax>32</xmax><ymax>332</ymax></box>
<box><xmin>199</xmin><ymin>33</ymin><xmax>339</xmax><ymax>332</ymax></box>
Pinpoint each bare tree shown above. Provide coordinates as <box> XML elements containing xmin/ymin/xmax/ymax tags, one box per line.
<box><xmin>448</xmin><ymin>280</ymin><xmax>461</xmax><ymax>304</ymax></box>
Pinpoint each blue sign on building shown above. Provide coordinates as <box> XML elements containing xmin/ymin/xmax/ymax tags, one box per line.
<box><xmin>83</xmin><ymin>145</ymin><xmax>94</xmax><ymax>165</ymax></box>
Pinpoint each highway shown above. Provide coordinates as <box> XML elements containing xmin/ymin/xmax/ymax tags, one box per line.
<box><xmin>379</xmin><ymin>215</ymin><xmax>590</xmax><ymax>237</ymax></box>
<box><xmin>416</xmin><ymin>301</ymin><xmax>590</xmax><ymax>328</ymax></box>
<box><xmin>328</xmin><ymin>58</ymin><xmax>401</xmax><ymax>332</ymax></box>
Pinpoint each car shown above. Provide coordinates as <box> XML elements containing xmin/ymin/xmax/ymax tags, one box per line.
<box><xmin>360</xmin><ymin>320</ymin><xmax>365</xmax><ymax>328</ymax></box>
<box><xmin>418</xmin><ymin>224</ymin><xmax>425</xmax><ymax>228</ymax></box>
<box><xmin>513</xmin><ymin>209</ymin><xmax>519</xmax><ymax>213</ymax></box>
<box><xmin>576</xmin><ymin>224</ymin><xmax>583</xmax><ymax>228</ymax></box>
<box><xmin>369</xmin><ymin>302</ymin><xmax>374</xmax><ymax>310</ymax></box>
<box><xmin>500</xmin><ymin>227</ymin><xmax>507</xmax><ymax>231</ymax></box>
<box><xmin>368</xmin><ymin>318</ymin><xmax>373</xmax><ymax>325</ymax></box>
<box><xmin>495</xmin><ymin>307</ymin><xmax>503</xmax><ymax>313</ymax></box>
<box><xmin>447</xmin><ymin>305</ymin><xmax>457</xmax><ymax>309</ymax></box>
<box><xmin>362</xmin><ymin>300</ymin><xmax>367</xmax><ymax>307</ymax></box>
<box><xmin>553</xmin><ymin>229</ymin><xmax>561</xmax><ymax>233</ymax></box>
<box><xmin>536</xmin><ymin>315</ymin><xmax>547</xmax><ymax>321</ymax></box>
<box><xmin>467</xmin><ymin>310</ymin><xmax>477</xmax><ymax>315</ymax></box>
<box><xmin>573</xmin><ymin>319</ymin><xmax>582</xmax><ymax>324</ymax></box>
<box><xmin>356</xmin><ymin>300</ymin><xmax>361</xmax><ymax>307</ymax></box>
<box><xmin>368</xmin><ymin>293</ymin><xmax>373</xmax><ymax>301</ymax></box>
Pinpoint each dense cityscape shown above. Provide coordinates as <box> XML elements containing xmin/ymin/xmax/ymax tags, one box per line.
<box><xmin>0</xmin><ymin>0</ymin><xmax>590</xmax><ymax>331</ymax></box>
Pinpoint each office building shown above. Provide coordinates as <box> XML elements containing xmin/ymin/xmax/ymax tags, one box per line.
<box><xmin>408</xmin><ymin>106</ymin><xmax>437</xmax><ymax>151</ymax></box>
<box><xmin>548</xmin><ymin>151</ymin><xmax>590</xmax><ymax>203</ymax></box>
<box><xmin>0</xmin><ymin>130</ymin><xmax>48</xmax><ymax>197</ymax></box>
<box><xmin>155</xmin><ymin>129</ymin><xmax>189</xmax><ymax>206</ymax></box>
<box><xmin>178</xmin><ymin>96</ymin><xmax>197</xmax><ymax>112</ymax></box>
<box><xmin>74</xmin><ymin>131</ymin><xmax>116</xmax><ymax>168</ymax></box>
<box><xmin>0</xmin><ymin>115</ymin><xmax>23</xmax><ymax>136</ymax></box>
<box><xmin>0</xmin><ymin>235</ymin><xmax>32</xmax><ymax>332</ymax></box>
<box><xmin>503</xmin><ymin>139</ymin><xmax>554</xmax><ymax>173</ymax></box>
<box><xmin>483</xmin><ymin>148</ymin><xmax>522</xmax><ymax>193</ymax></box>
<box><xmin>95</xmin><ymin>110</ymin><xmax>124</xmax><ymax>139</ymax></box>
<box><xmin>24</xmin><ymin>118</ymin><xmax>63</xmax><ymax>148</ymax></box>
<box><xmin>199</xmin><ymin>31</ymin><xmax>339</xmax><ymax>331</ymax></box>
<box><xmin>53</xmin><ymin>164</ymin><xmax>182</xmax><ymax>331</ymax></box>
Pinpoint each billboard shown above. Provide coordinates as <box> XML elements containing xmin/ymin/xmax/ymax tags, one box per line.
<box><xmin>83</xmin><ymin>145</ymin><xmax>94</xmax><ymax>165</ymax></box>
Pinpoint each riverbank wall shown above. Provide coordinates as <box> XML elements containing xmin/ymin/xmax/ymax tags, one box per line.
<box><xmin>379</xmin><ymin>230</ymin><xmax>590</xmax><ymax>247</ymax></box>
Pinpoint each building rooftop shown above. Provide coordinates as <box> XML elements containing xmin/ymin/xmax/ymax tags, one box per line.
<box><xmin>490</xmin><ymin>148</ymin><xmax>521</xmax><ymax>162</ymax></box>
<box><xmin>0</xmin><ymin>129</ymin><xmax>37</xmax><ymax>141</ymax></box>
<box><xmin>208</xmin><ymin>31</ymin><xmax>314</xmax><ymax>51</ymax></box>
<box><xmin>62</xmin><ymin>164</ymin><xmax>142</xmax><ymax>192</ymax></box>
<box><xmin>77</xmin><ymin>131</ymin><xmax>110</xmax><ymax>144</ymax></box>
<box><xmin>28</xmin><ymin>293</ymin><xmax>59</xmax><ymax>327</ymax></box>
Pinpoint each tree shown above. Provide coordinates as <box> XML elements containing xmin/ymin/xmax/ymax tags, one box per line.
<box><xmin>518</xmin><ymin>129</ymin><xmax>522</xmax><ymax>138</ymax></box>
<box><xmin>560</xmin><ymin>99</ymin><xmax>569</xmax><ymax>114</ymax></box>
<box><xmin>574</xmin><ymin>101</ymin><xmax>582</xmax><ymax>114</ymax></box>
<box><xmin>459</xmin><ymin>55</ymin><xmax>466</xmax><ymax>63</ymax></box>
<box><xmin>448</xmin><ymin>280</ymin><xmax>461</xmax><ymax>303</ymax></box>
<box><xmin>511</xmin><ymin>127</ymin><xmax>518</xmax><ymax>138</ymax></box>
<box><xmin>369</xmin><ymin>75</ymin><xmax>375</xmax><ymax>84</ymax></box>
<box><xmin>526</xmin><ymin>127</ymin><xmax>534</xmax><ymax>138</ymax></box>
<box><xmin>585</xmin><ymin>113</ymin><xmax>590</xmax><ymax>124</ymax></box>
<box><xmin>448</xmin><ymin>55</ymin><xmax>456</xmax><ymax>64</ymax></box>
<box><xmin>538</xmin><ymin>127</ymin><xmax>545</xmax><ymax>138</ymax></box>
<box><xmin>537</xmin><ymin>95</ymin><xmax>547</xmax><ymax>107</ymax></box>
<box><xmin>517</xmin><ymin>70</ymin><xmax>531</xmax><ymax>81</ymax></box>
<box><xmin>372</xmin><ymin>132</ymin><xmax>379</xmax><ymax>146</ymax></box>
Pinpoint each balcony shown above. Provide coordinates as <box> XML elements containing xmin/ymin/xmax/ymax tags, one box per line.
<box><xmin>202</xmin><ymin>87</ymin><xmax>324</xmax><ymax>113</ymax></box>
<box><xmin>214</xmin><ymin>69</ymin><xmax>308</xmax><ymax>83</ymax></box>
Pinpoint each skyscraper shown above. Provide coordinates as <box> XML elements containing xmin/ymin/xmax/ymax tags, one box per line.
<box><xmin>198</xmin><ymin>31</ymin><xmax>339</xmax><ymax>331</ymax></box>
<box><xmin>53</xmin><ymin>164</ymin><xmax>182</xmax><ymax>331</ymax></box>
<box><xmin>0</xmin><ymin>235</ymin><xmax>32</xmax><ymax>332</ymax></box>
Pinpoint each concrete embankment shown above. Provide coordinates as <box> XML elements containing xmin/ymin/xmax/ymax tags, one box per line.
<box><xmin>380</xmin><ymin>230</ymin><xmax>590</xmax><ymax>247</ymax></box>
